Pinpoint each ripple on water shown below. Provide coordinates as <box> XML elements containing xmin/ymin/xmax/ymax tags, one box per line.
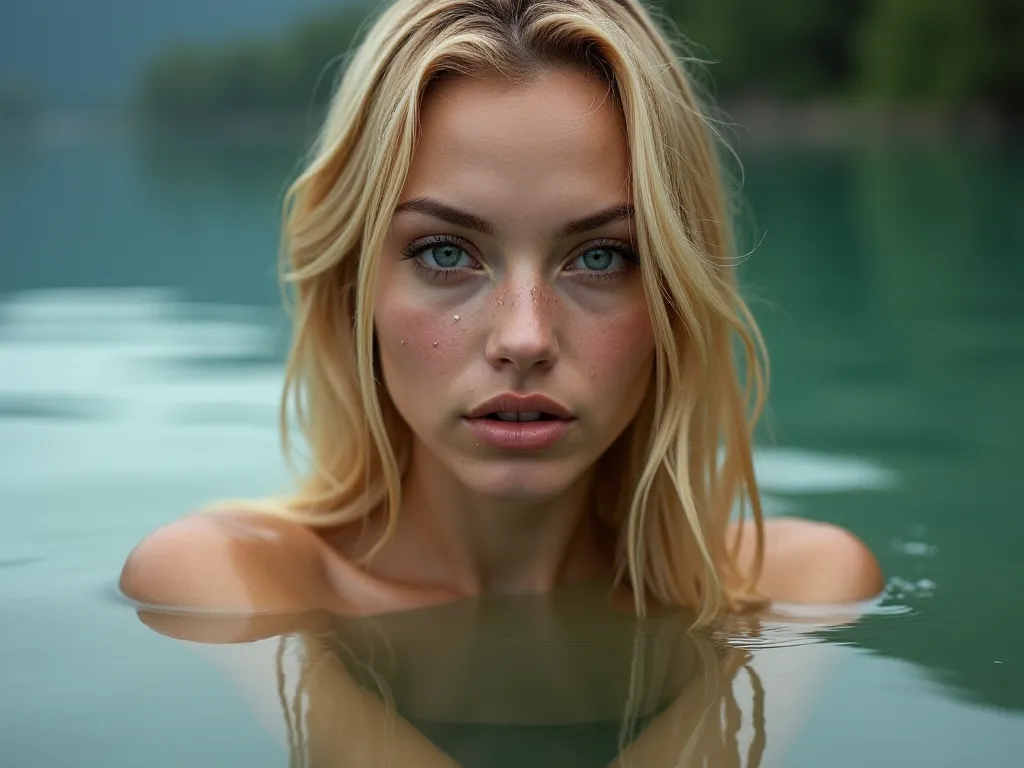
<box><xmin>707</xmin><ymin>579</ymin><xmax>931</xmax><ymax>650</ymax></box>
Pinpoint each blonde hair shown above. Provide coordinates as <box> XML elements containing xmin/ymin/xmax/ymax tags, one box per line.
<box><xmin>246</xmin><ymin>0</ymin><xmax>768</xmax><ymax>626</ymax></box>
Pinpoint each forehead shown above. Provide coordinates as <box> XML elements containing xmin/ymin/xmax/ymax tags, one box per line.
<box><xmin>401</xmin><ymin>68</ymin><xmax>632</xmax><ymax>238</ymax></box>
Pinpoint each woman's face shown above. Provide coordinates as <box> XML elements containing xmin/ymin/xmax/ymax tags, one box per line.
<box><xmin>373</xmin><ymin>66</ymin><xmax>656</xmax><ymax>501</ymax></box>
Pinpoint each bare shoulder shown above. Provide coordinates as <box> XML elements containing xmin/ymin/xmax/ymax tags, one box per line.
<box><xmin>731</xmin><ymin>516</ymin><xmax>885</xmax><ymax>603</ymax></box>
<box><xmin>119</xmin><ymin>510</ymin><xmax>335</xmax><ymax>615</ymax></box>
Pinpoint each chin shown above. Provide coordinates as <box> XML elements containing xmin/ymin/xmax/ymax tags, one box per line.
<box><xmin>455</xmin><ymin>459</ymin><xmax>587</xmax><ymax>503</ymax></box>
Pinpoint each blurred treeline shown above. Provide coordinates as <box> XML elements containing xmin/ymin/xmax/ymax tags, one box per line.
<box><xmin>138</xmin><ymin>0</ymin><xmax>1023</xmax><ymax>120</ymax></box>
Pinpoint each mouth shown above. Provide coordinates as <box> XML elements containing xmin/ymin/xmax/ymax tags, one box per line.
<box><xmin>464</xmin><ymin>397</ymin><xmax>577</xmax><ymax>450</ymax></box>
<box><xmin>480</xmin><ymin>411</ymin><xmax>565</xmax><ymax>423</ymax></box>
<box><xmin>463</xmin><ymin>414</ymin><xmax>572</xmax><ymax>450</ymax></box>
<box><xmin>466</xmin><ymin>392</ymin><xmax>573</xmax><ymax>421</ymax></box>
<box><xmin>464</xmin><ymin>393</ymin><xmax>574</xmax><ymax>450</ymax></box>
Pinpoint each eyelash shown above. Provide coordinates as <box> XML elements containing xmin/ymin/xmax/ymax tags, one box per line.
<box><xmin>399</xmin><ymin>235</ymin><xmax>639</xmax><ymax>283</ymax></box>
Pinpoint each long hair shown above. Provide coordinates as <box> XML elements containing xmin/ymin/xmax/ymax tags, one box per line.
<box><xmin>230</xmin><ymin>0</ymin><xmax>769</xmax><ymax>626</ymax></box>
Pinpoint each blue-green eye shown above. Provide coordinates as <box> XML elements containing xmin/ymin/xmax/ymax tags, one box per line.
<box><xmin>580</xmin><ymin>248</ymin><xmax>616</xmax><ymax>270</ymax></box>
<box><xmin>400</xmin><ymin>235</ymin><xmax>480</xmax><ymax>281</ymax></box>
<box><xmin>430</xmin><ymin>247</ymin><xmax>462</xmax><ymax>268</ymax></box>
<box><xmin>420</xmin><ymin>242</ymin><xmax>472</xmax><ymax>269</ymax></box>
<box><xmin>566</xmin><ymin>241</ymin><xmax>638</xmax><ymax>278</ymax></box>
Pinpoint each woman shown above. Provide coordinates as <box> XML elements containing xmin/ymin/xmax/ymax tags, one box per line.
<box><xmin>121</xmin><ymin>0</ymin><xmax>883</xmax><ymax>763</ymax></box>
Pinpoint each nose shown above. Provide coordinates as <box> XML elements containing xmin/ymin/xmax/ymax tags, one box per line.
<box><xmin>485</xmin><ymin>278</ymin><xmax>559</xmax><ymax>374</ymax></box>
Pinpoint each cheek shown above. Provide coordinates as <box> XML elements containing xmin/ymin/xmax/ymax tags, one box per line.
<box><xmin>373</xmin><ymin>284</ymin><xmax>471</xmax><ymax>406</ymax></box>
<box><xmin>573</xmin><ymin>300</ymin><xmax>655</xmax><ymax>384</ymax></box>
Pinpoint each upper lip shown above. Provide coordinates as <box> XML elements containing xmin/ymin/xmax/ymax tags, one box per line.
<box><xmin>466</xmin><ymin>393</ymin><xmax>573</xmax><ymax>419</ymax></box>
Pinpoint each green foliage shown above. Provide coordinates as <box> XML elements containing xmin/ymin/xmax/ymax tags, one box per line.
<box><xmin>663</xmin><ymin>0</ymin><xmax>865</xmax><ymax>99</ymax></box>
<box><xmin>137</xmin><ymin>0</ymin><xmax>1023</xmax><ymax>117</ymax></box>
<box><xmin>856</xmin><ymin>0</ymin><xmax>1024</xmax><ymax>108</ymax></box>
<box><xmin>137</xmin><ymin>8</ymin><xmax>367</xmax><ymax>117</ymax></box>
<box><xmin>666</xmin><ymin>0</ymin><xmax>1022</xmax><ymax>112</ymax></box>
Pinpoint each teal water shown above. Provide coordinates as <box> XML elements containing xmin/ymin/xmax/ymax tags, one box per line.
<box><xmin>0</xmin><ymin>126</ymin><xmax>1022</xmax><ymax>766</ymax></box>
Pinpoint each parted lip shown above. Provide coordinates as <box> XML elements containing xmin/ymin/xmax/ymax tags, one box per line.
<box><xmin>466</xmin><ymin>393</ymin><xmax>573</xmax><ymax>420</ymax></box>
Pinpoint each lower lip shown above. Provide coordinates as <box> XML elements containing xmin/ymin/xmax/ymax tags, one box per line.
<box><xmin>463</xmin><ymin>417</ymin><xmax>572</xmax><ymax>451</ymax></box>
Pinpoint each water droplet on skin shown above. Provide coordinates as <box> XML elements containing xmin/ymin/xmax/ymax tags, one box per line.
<box><xmin>433</xmin><ymin>341</ymin><xmax>439</xmax><ymax>347</ymax></box>
<box><xmin>400</xmin><ymin>339</ymin><xmax>405</xmax><ymax>345</ymax></box>
<box><xmin>453</xmin><ymin>314</ymin><xmax>460</xmax><ymax>321</ymax></box>
<box><xmin>589</xmin><ymin>369</ymin><xmax>595</xmax><ymax>379</ymax></box>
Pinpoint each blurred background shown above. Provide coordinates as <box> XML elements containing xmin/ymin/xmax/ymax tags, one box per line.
<box><xmin>0</xmin><ymin>1</ymin><xmax>1022</xmax><ymax>766</ymax></box>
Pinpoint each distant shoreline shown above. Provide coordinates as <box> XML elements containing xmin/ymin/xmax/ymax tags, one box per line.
<box><xmin>2</xmin><ymin>102</ymin><xmax>1018</xmax><ymax>147</ymax></box>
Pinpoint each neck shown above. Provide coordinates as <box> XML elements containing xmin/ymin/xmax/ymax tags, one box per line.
<box><xmin>354</xmin><ymin>443</ymin><xmax>613</xmax><ymax>597</ymax></box>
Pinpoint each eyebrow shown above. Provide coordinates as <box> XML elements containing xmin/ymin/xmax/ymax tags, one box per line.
<box><xmin>393</xmin><ymin>197</ymin><xmax>635</xmax><ymax>237</ymax></box>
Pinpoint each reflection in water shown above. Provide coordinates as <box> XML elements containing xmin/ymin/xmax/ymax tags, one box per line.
<box><xmin>140</xmin><ymin>589</ymin><xmax>771</xmax><ymax>767</ymax></box>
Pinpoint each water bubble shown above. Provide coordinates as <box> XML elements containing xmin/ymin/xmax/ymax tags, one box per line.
<box><xmin>890</xmin><ymin>538</ymin><xmax>938</xmax><ymax>557</ymax></box>
<box><xmin>885</xmin><ymin>576</ymin><xmax>937</xmax><ymax>599</ymax></box>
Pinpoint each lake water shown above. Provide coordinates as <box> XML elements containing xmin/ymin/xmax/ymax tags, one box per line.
<box><xmin>1</xmin><ymin>124</ymin><xmax>1022</xmax><ymax>766</ymax></box>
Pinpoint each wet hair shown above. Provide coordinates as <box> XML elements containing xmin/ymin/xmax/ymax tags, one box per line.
<box><xmin>230</xmin><ymin>0</ymin><xmax>769</xmax><ymax>625</ymax></box>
